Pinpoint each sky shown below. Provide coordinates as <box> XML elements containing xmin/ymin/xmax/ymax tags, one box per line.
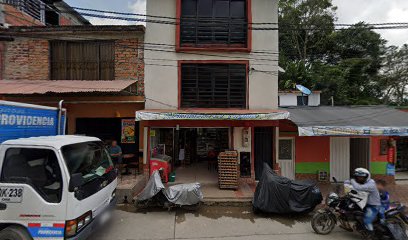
<box><xmin>65</xmin><ymin>0</ymin><xmax>408</xmax><ymax>46</ymax></box>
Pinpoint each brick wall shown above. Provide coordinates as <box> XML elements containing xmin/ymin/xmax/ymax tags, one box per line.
<box><xmin>59</xmin><ymin>16</ymin><xmax>73</xmax><ymax>26</ymax></box>
<box><xmin>4</xmin><ymin>39</ymin><xmax>49</xmax><ymax>80</ymax></box>
<box><xmin>3</xmin><ymin>37</ymin><xmax>145</xmax><ymax>96</ymax></box>
<box><xmin>3</xmin><ymin>5</ymin><xmax>44</xmax><ymax>26</ymax></box>
<box><xmin>115</xmin><ymin>38</ymin><xmax>145</xmax><ymax>96</ymax></box>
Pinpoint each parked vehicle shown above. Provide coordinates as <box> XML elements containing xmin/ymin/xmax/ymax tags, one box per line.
<box><xmin>0</xmin><ymin>100</ymin><xmax>66</xmax><ymax>143</ymax></box>
<box><xmin>253</xmin><ymin>163</ymin><xmax>323</xmax><ymax>214</ymax></box>
<box><xmin>0</xmin><ymin>101</ymin><xmax>117</xmax><ymax>240</ymax></box>
<box><xmin>134</xmin><ymin>170</ymin><xmax>203</xmax><ymax>211</ymax></box>
<box><xmin>312</xmin><ymin>178</ymin><xmax>408</xmax><ymax>240</ymax></box>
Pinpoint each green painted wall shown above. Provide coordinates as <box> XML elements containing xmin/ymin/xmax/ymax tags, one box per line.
<box><xmin>370</xmin><ymin>162</ymin><xmax>388</xmax><ymax>175</ymax></box>
<box><xmin>296</xmin><ymin>162</ymin><xmax>330</xmax><ymax>174</ymax></box>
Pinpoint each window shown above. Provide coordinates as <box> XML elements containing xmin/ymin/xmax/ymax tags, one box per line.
<box><xmin>179</xmin><ymin>0</ymin><xmax>248</xmax><ymax>48</ymax></box>
<box><xmin>181</xmin><ymin>63</ymin><xmax>247</xmax><ymax>108</ymax></box>
<box><xmin>1</xmin><ymin>148</ymin><xmax>63</xmax><ymax>203</ymax></box>
<box><xmin>50</xmin><ymin>41</ymin><xmax>115</xmax><ymax>80</ymax></box>
<box><xmin>297</xmin><ymin>96</ymin><xmax>309</xmax><ymax>106</ymax></box>
<box><xmin>61</xmin><ymin>141</ymin><xmax>113</xmax><ymax>184</ymax></box>
<box><xmin>279</xmin><ymin>139</ymin><xmax>293</xmax><ymax>160</ymax></box>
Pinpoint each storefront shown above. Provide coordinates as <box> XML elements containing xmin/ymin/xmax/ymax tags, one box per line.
<box><xmin>0</xmin><ymin>80</ymin><xmax>145</xmax><ymax>169</ymax></box>
<box><xmin>279</xmin><ymin>106</ymin><xmax>408</xmax><ymax>183</ymax></box>
<box><xmin>137</xmin><ymin>110</ymin><xmax>289</xmax><ymax>186</ymax></box>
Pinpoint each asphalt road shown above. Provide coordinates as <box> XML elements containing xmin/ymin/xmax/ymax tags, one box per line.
<box><xmin>89</xmin><ymin>205</ymin><xmax>359</xmax><ymax>240</ymax></box>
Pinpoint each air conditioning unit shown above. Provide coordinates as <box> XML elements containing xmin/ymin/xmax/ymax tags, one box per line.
<box><xmin>318</xmin><ymin>170</ymin><xmax>328</xmax><ymax>182</ymax></box>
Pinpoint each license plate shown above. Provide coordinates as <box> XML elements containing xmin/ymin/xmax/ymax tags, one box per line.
<box><xmin>0</xmin><ymin>186</ymin><xmax>23</xmax><ymax>203</ymax></box>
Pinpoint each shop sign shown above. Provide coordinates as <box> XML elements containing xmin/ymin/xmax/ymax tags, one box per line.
<box><xmin>121</xmin><ymin>119</ymin><xmax>135</xmax><ymax>144</ymax></box>
<box><xmin>135</xmin><ymin>111</ymin><xmax>290</xmax><ymax>121</ymax></box>
<box><xmin>298</xmin><ymin>126</ymin><xmax>408</xmax><ymax>136</ymax></box>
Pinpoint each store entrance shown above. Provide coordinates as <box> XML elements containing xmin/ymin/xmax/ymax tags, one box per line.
<box><xmin>254</xmin><ymin>127</ymin><xmax>274</xmax><ymax>180</ymax></box>
<box><xmin>76</xmin><ymin>118</ymin><xmax>139</xmax><ymax>159</ymax></box>
<box><xmin>396</xmin><ymin>137</ymin><xmax>408</xmax><ymax>180</ymax></box>
<box><xmin>176</xmin><ymin>128</ymin><xmax>229</xmax><ymax>184</ymax></box>
<box><xmin>149</xmin><ymin>128</ymin><xmax>230</xmax><ymax>185</ymax></box>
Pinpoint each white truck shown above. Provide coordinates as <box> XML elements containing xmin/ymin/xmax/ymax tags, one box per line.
<box><xmin>0</xmin><ymin>101</ymin><xmax>117</xmax><ymax>239</ymax></box>
<box><xmin>0</xmin><ymin>136</ymin><xmax>117</xmax><ymax>240</ymax></box>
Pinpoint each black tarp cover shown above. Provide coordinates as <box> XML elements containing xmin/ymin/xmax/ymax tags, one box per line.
<box><xmin>253</xmin><ymin>164</ymin><xmax>323</xmax><ymax>214</ymax></box>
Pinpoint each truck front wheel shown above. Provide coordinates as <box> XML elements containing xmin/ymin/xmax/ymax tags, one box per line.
<box><xmin>0</xmin><ymin>226</ymin><xmax>32</xmax><ymax>240</ymax></box>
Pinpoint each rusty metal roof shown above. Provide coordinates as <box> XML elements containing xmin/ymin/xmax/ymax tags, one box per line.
<box><xmin>0</xmin><ymin>80</ymin><xmax>137</xmax><ymax>94</ymax></box>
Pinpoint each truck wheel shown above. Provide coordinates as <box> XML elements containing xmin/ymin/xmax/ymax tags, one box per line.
<box><xmin>0</xmin><ymin>226</ymin><xmax>32</xmax><ymax>240</ymax></box>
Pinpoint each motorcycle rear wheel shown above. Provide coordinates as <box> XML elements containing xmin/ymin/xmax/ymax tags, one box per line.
<box><xmin>386</xmin><ymin>216</ymin><xmax>407</xmax><ymax>239</ymax></box>
<box><xmin>312</xmin><ymin>211</ymin><xmax>336</xmax><ymax>235</ymax></box>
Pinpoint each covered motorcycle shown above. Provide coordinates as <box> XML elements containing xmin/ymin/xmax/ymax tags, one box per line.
<box><xmin>135</xmin><ymin>171</ymin><xmax>203</xmax><ymax>210</ymax></box>
<box><xmin>253</xmin><ymin>163</ymin><xmax>323</xmax><ymax>214</ymax></box>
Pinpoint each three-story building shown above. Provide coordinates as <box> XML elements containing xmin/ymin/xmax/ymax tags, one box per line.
<box><xmin>138</xmin><ymin>0</ymin><xmax>288</xmax><ymax>186</ymax></box>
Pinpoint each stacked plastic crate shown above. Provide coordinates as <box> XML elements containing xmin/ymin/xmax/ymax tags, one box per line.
<box><xmin>218</xmin><ymin>150</ymin><xmax>239</xmax><ymax>190</ymax></box>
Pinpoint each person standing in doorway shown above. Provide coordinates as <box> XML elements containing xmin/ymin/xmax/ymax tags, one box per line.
<box><xmin>109</xmin><ymin>140</ymin><xmax>123</xmax><ymax>166</ymax></box>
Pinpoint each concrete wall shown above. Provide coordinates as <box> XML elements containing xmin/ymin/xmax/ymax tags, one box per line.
<box><xmin>145</xmin><ymin>0</ymin><xmax>279</xmax><ymax>110</ymax></box>
<box><xmin>233</xmin><ymin>127</ymin><xmax>252</xmax><ymax>154</ymax></box>
<box><xmin>288</xmin><ymin>135</ymin><xmax>394</xmax><ymax>182</ymax></box>
<box><xmin>279</xmin><ymin>92</ymin><xmax>320</xmax><ymax>107</ymax></box>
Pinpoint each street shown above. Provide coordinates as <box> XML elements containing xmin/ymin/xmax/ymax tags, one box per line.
<box><xmin>89</xmin><ymin>205</ymin><xmax>358</xmax><ymax>240</ymax></box>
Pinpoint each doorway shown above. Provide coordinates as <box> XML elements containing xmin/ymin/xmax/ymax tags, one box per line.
<box><xmin>330</xmin><ymin>137</ymin><xmax>370</xmax><ymax>182</ymax></box>
<box><xmin>350</xmin><ymin>138</ymin><xmax>370</xmax><ymax>176</ymax></box>
<box><xmin>279</xmin><ymin>138</ymin><xmax>295</xmax><ymax>179</ymax></box>
<box><xmin>76</xmin><ymin>118</ymin><xmax>139</xmax><ymax>155</ymax></box>
<box><xmin>254</xmin><ymin>127</ymin><xmax>273</xmax><ymax>180</ymax></box>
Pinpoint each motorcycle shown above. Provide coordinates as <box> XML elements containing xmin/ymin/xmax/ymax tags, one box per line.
<box><xmin>134</xmin><ymin>170</ymin><xmax>203</xmax><ymax>211</ymax></box>
<box><xmin>311</xmin><ymin>178</ymin><xmax>408</xmax><ymax>240</ymax></box>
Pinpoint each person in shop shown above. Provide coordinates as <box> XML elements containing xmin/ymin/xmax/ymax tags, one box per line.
<box><xmin>109</xmin><ymin>140</ymin><xmax>123</xmax><ymax>166</ymax></box>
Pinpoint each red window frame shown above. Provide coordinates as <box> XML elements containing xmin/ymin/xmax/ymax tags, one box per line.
<box><xmin>175</xmin><ymin>0</ymin><xmax>252</xmax><ymax>52</ymax></box>
<box><xmin>177</xmin><ymin>60</ymin><xmax>250</xmax><ymax>110</ymax></box>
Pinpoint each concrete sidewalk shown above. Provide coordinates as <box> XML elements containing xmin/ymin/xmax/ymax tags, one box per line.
<box><xmin>89</xmin><ymin>205</ymin><xmax>358</xmax><ymax>240</ymax></box>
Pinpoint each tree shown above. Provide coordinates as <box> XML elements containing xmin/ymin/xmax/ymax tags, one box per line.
<box><xmin>278</xmin><ymin>1</ymin><xmax>387</xmax><ymax>106</ymax></box>
<box><xmin>279</xmin><ymin>0</ymin><xmax>337</xmax><ymax>61</ymax></box>
<box><xmin>380</xmin><ymin>45</ymin><xmax>408</xmax><ymax>105</ymax></box>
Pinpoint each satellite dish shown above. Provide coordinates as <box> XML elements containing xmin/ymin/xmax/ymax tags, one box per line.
<box><xmin>296</xmin><ymin>84</ymin><xmax>312</xmax><ymax>95</ymax></box>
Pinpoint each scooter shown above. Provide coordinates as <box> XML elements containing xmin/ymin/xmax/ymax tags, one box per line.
<box><xmin>134</xmin><ymin>170</ymin><xmax>203</xmax><ymax>211</ymax></box>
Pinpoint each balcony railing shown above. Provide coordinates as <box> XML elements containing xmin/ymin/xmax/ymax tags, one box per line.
<box><xmin>2</xmin><ymin>0</ymin><xmax>46</xmax><ymax>23</ymax></box>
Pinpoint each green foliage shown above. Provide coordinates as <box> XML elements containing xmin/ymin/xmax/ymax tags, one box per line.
<box><xmin>278</xmin><ymin>0</ymin><xmax>396</xmax><ymax>106</ymax></box>
<box><xmin>379</xmin><ymin>44</ymin><xmax>408</xmax><ymax>105</ymax></box>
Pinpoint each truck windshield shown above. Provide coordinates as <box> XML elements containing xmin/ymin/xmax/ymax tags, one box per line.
<box><xmin>61</xmin><ymin>141</ymin><xmax>113</xmax><ymax>184</ymax></box>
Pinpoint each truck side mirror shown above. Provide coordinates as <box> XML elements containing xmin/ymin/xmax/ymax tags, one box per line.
<box><xmin>69</xmin><ymin>173</ymin><xmax>84</xmax><ymax>192</ymax></box>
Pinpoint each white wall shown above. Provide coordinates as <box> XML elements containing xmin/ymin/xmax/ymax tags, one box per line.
<box><xmin>233</xmin><ymin>127</ymin><xmax>252</xmax><ymax>164</ymax></box>
<box><xmin>279</xmin><ymin>92</ymin><xmax>321</xmax><ymax>106</ymax></box>
<box><xmin>145</xmin><ymin>0</ymin><xmax>279</xmax><ymax>110</ymax></box>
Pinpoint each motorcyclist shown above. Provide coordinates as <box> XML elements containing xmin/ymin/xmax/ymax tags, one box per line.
<box><xmin>345</xmin><ymin>168</ymin><xmax>381</xmax><ymax>239</ymax></box>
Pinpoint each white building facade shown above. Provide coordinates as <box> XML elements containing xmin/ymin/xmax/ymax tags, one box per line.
<box><xmin>139</xmin><ymin>0</ymin><xmax>287</xmax><ymax>183</ymax></box>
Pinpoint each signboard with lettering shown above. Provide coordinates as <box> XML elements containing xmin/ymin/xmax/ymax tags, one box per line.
<box><xmin>298</xmin><ymin>126</ymin><xmax>408</xmax><ymax>136</ymax></box>
<box><xmin>0</xmin><ymin>102</ymin><xmax>65</xmax><ymax>143</ymax></box>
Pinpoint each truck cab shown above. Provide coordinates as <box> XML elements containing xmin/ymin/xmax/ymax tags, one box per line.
<box><xmin>0</xmin><ymin>135</ymin><xmax>117</xmax><ymax>240</ymax></box>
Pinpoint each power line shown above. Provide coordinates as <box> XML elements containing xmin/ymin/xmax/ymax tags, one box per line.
<box><xmin>3</xmin><ymin>2</ymin><xmax>408</xmax><ymax>31</ymax></box>
<box><xmin>71</xmin><ymin>5</ymin><xmax>408</xmax><ymax>28</ymax></box>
